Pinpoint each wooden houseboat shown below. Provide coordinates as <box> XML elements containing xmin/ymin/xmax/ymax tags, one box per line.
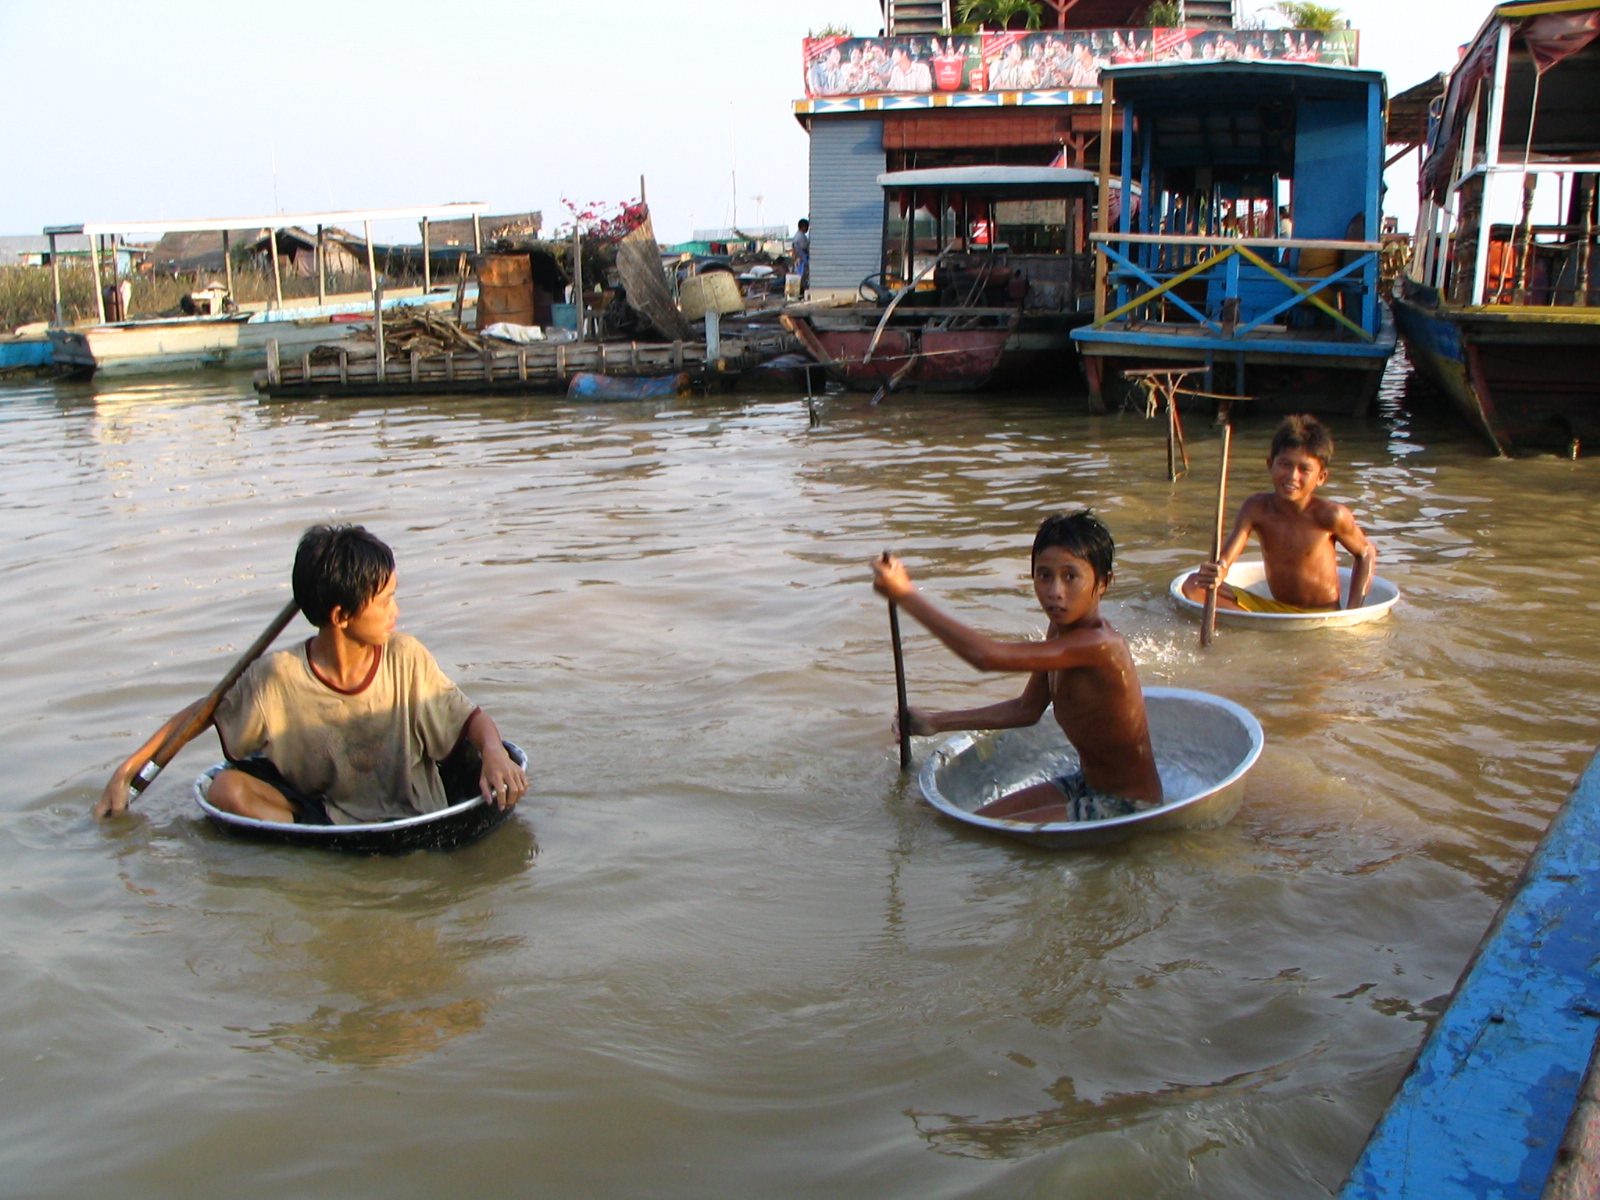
<box><xmin>784</xmin><ymin>164</ymin><xmax>1099</xmax><ymax>392</ymax></box>
<box><xmin>1390</xmin><ymin>1</ymin><xmax>1600</xmax><ymax>457</ymax></box>
<box><xmin>45</xmin><ymin>203</ymin><xmax>488</xmax><ymax>378</ymax></box>
<box><xmin>1071</xmin><ymin>60</ymin><xmax>1396</xmax><ymax>413</ymax></box>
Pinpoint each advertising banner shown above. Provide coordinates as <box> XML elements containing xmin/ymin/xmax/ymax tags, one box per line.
<box><xmin>802</xmin><ymin>29</ymin><xmax>1358</xmax><ymax>98</ymax></box>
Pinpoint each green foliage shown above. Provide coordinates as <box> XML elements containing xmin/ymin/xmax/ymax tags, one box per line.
<box><xmin>1274</xmin><ymin>2</ymin><xmax>1344</xmax><ymax>30</ymax></box>
<box><xmin>807</xmin><ymin>23</ymin><xmax>852</xmax><ymax>38</ymax></box>
<box><xmin>1142</xmin><ymin>1</ymin><xmax>1182</xmax><ymax>26</ymax></box>
<box><xmin>955</xmin><ymin>0</ymin><xmax>1043</xmax><ymax>30</ymax></box>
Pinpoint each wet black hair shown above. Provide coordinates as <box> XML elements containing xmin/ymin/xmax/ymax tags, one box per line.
<box><xmin>1269</xmin><ymin>414</ymin><xmax>1334</xmax><ymax>467</ymax></box>
<box><xmin>292</xmin><ymin>524</ymin><xmax>395</xmax><ymax>627</ymax></box>
<box><xmin>1031</xmin><ymin>510</ymin><xmax>1115</xmax><ymax>586</ymax></box>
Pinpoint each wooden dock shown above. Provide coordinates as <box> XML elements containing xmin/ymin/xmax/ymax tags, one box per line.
<box><xmin>254</xmin><ymin>332</ymin><xmax>797</xmax><ymax>400</ymax></box>
<box><xmin>1340</xmin><ymin>749</ymin><xmax>1600</xmax><ymax>1199</ymax></box>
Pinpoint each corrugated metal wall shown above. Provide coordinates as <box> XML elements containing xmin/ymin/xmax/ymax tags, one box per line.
<box><xmin>807</xmin><ymin>117</ymin><xmax>885</xmax><ymax>292</ymax></box>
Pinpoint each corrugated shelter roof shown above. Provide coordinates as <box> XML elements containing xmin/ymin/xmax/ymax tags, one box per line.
<box><xmin>424</xmin><ymin>212</ymin><xmax>542</xmax><ymax>248</ymax></box>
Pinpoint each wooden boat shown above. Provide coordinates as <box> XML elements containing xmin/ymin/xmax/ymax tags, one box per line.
<box><xmin>192</xmin><ymin>742</ymin><xmax>527</xmax><ymax>855</ymax></box>
<box><xmin>1168</xmin><ymin>559</ymin><xmax>1400</xmax><ymax>630</ymax></box>
<box><xmin>785</xmin><ymin>165</ymin><xmax>1101</xmax><ymax>393</ymax></box>
<box><xmin>918</xmin><ymin>688</ymin><xmax>1263</xmax><ymax>849</ymax></box>
<box><xmin>0</xmin><ymin>333</ymin><xmax>52</xmax><ymax>374</ymax></box>
<box><xmin>1390</xmin><ymin>3</ymin><xmax>1600</xmax><ymax>457</ymax></box>
<box><xmin>1073</xmin><ymin>61</ymin><xmax>1397</xmax><ymax>415</ymax></box>
<box><xmin>43</xmin><ymin>203</ymin><xmax>488</xmax><ymax>379</ymax></box>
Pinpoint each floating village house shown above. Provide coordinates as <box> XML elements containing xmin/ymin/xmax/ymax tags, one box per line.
<box><xmin>796</xmin><ymin>1</ymin><xmax>1357</xmax><ymax>301</ymax></box>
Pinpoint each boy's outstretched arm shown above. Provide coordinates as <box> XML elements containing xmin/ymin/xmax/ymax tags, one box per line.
<box><xmin>1193</xmin><ymin>506</ymin><xmax>1256</xmax><ymax>592</ymax></box>
<box><xmin>96</xmin><ymin>698</ymin><xmax>210</xmax><ymax>820</ymax></box>
<box><xmin>1334</xmin><ymin>508</ymin><xmax>1376</xmax><ymax>607</ymax></box>
<box><xmin>871</xmin><ymin>555</ymin><xmax>1113</xmax><ymax>675</ymax></box>
<box><xmin>463</xmin><ymin>709</ymin><xmax>527</xmax><ymax>810</ymax></box>
<box><xmin>901</xmin><ymin>670</ymin><xmax>1051</xmax><ymax>737</ymax></box>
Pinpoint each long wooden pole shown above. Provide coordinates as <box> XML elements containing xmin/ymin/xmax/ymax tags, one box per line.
<box><xmin>315</xmin><ymin>224</ymin><xmax>325</xmax><ymax>306</ymax></box>
<box><xmin>90</xmin><ymin>234</ymin><xmax>107</xmax><ymax>325</ymax></box>
<box><xmin>421</xmin><ymin>217</ymin><xmax>431</xmax><ymax>294</ymax></box>
<box><xmin>125</xmin><ymin>600</ymin><xmax>300</xmax><ymax>800</ymax></box>
<box><xmin>49</xmin><ymin>233</ymin><xmax>63</xmax><ymax>326</ymax></box>
<box><xmin>1201</xmin><ymin>423</ymin><xmax>1232</xmax><ymax>649</ymax></box>
<box><xmin>223</xmin><ymin>228</ymin><xmax>235</xmax><ymax>304</ymax></box>
<box><xmin>268</xmin><ymin>228</ymin><xmax>284</xmax><ymax>310</ymax></box>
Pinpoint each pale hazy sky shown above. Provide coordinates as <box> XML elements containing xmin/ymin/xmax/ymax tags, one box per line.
<box><xmin>0</xmin><ymin>0</ymin><xmax>1488</xmax><ymax>242</ymax></box>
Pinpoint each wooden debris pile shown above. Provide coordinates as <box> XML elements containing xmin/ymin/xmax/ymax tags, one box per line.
<box><xmin>331</xmin><ymin>309</ymin><xmax>486</xmax><ymax>360</ymax></box>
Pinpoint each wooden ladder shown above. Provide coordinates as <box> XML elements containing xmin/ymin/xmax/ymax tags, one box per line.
<box><xmin>887</xmin><ymin>0</ymin><xmax>950</xmax><ymax>34</ymax></box>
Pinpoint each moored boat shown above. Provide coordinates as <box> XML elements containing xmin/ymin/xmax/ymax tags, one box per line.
<box><xmin>193</xmin><ymin>741</ymin><xmax>527</xmax><ymax>855</ymax></box>
<box><xmin>1168</xmin><ymin>559</ymin><xmax>1400</xmax><ymax>630</ymax></box>
<box><xmin>919</xmin><ymin>688</ymin><xmax>1263</xmax><ymax>849</ymax></box>
<box><xmin>1072</xmin><ymin>60</ymin><xmax>1397</xmax><ymax>415</ymax></box>
<box><xmin>1390</xmin><ymin>2</ymin><xmax>1600</xmax><ymax>457</ymax></box>
<box><xmin>786</xmin><ymin>165</ymin><xmax>1101</xmax><ymax>392</ymax></box>
<box><xmin>44</xmin><ymin>203</ymin><xmax>488</xmax><ymax>379</ymax></box>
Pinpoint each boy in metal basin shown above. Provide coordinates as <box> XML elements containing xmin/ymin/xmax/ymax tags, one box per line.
<box><xmin>871</xmin><ymin>511</ymin><xmax>1162</xmax><ymax>824</ymax></box>
<box><xmin>1181</xmin><ymin>414</ymin><xmax>1376</xmax><ymax>614</ymax></box>
<box><xmin>97</xmin><ymin>524</ymin><xmax>526</xmax><ymax>824</ymax></box>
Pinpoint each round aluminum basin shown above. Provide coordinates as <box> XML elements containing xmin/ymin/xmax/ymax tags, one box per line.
<box><xmin>1169</xmin><ymin>560</ymin><xmax>1399</xmax><ymax>631</ymax></box>
<box><xmin>919</xmin><ymin>688</ymin><xmax>1262</xmax><ymax>849</ymax></box>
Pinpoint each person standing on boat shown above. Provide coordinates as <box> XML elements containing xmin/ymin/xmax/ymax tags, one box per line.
<box><xmin>872</xmin><ymin>511</ymin><xmax>1163</xmax><ymax>823</ymax></box>
<box><xmin>96</xmin><ymin>524</ymin><xmax>526</xmax><ymax>825</ymax></box>
<box><xmin>792</xmin><ymin>220</ymin><xmax>810</xmax><ymax>297</ymax></box>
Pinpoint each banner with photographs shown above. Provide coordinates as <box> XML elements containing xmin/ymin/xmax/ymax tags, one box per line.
<box><xmin>801</xmin><ymin>28</ymin><xmax>1358</xmax><ymax>98</ymax></box>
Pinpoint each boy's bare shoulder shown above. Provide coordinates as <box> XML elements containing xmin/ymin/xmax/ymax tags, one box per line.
<box><xmin>1307</xmin><ymin>495</ymin><xmax>1360</xmax><ymax>530</ymax></box>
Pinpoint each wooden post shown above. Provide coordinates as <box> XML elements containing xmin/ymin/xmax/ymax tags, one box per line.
<box><xmin>315</xmin><ymin>224</ymin><xmax>325</xmax><ymax>306</ymax></box>
<box><xmin>266</xmin><ymin>337</ymin><xmax>280</xmax><ymax>386</ymax></box>
<box><xmin>48</xmin><ymin>232</ymin><xmax>63</xmax><ymax>327</ymax></box>
<box><xmin>572</xmin><ymin>228</ymin><xmax>584</xmax><ymax>343</ymax></box>
<box><xmin>223</xmin><ymin>228</ymin><xmax>235</xmax><ymax>304</ymax></box>
<box><xmin>364</xmin><ymin>219</ymin><xmax>379</xmax><ymax>314</ymax></box>
<box><xmin>90</xmin><ymin>233</ymin><xmax>106</xmax><ymax>325</ymax></box>
<box><xmin>268</xmin><ymin>227</ymin><xmax>284</xmax><ymax>310</ymax></box>
<box><xmin>472</xmin><ymin>212</ymin><xmax>482</xmax><ymax>253</ymax></box>
<box><xmin>1095</xmin><ymin>76</ymin><xmax>1114</xmax><ymax>325</ymax></box>
<box><xmin>421</xmin><ymin>217</ymin><xmax>431</xmax><ymax>293</ymax></box>
<box><xmin>374</xmin><ymin>280</ymin><xmax>386</xmax><ymax>383</ymax></box>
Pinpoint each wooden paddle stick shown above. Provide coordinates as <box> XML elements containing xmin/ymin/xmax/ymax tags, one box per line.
<box><xmin>882</xmin><ymin>551</ymin><xmax>912</xmax><ymax>771</ymax></box>
<box><xmin>1201</xmin><ymin>423</ymin><xmax>1233</xmax><ymax>649</ymax></box>
<box><xmin>126</xmin><ymin>599</ymin><xmax>301</xmax><ymax>799</ymax></box>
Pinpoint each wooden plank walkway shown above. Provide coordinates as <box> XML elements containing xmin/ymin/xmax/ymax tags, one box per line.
<box><xmin>254</xmin><ymin>331</ymin><xmax>800</xmax><ymax>400</ymax></box>
<box><xmin>1341</xmin><ymin>749</ymin><xmax>1600</xmax><ymax>1199</ymax></box>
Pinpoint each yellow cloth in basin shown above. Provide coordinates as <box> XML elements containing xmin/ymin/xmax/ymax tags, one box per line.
<box><xmin>1225</xmin><ymin>585</ymin><xmax>1338</xmax><ymax>615</ymax></box>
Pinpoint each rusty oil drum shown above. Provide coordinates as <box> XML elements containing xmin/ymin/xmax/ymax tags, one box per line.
<box><xmin>473</xmin><ymin>253</ymin><xmax>536</xmax><ymax>330</ymax></box>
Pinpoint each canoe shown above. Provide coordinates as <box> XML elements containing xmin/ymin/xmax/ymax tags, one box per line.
<box><xmin>1168</xmin><ymin>559</ymin><xmax>1400</xmax><ymax>631</ymax></box>
<box><xmin>918</xmin><ymin>688</ymin><xmax>1262</xmax><ymax>849</ymax></box>
<box><xmin>192</xmin><ymin>741</ymin><xmax>527</xmax><ymax>855</ymax></box>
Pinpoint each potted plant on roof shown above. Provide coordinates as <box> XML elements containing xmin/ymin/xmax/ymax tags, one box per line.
<box><xmin>955</xmin><ymin>0</ymin><xmax>1044</xmax><ymax>31</ymax></box>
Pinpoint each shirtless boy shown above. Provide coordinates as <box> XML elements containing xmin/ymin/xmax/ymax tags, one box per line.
<box><xmin>96</xmin><ymin>524</ymin><xmax>526</xmax><ymax>823</ymax></box>
<box><xmin>1182</xmin><ymin>414</ymin><xmax>1375</xmax><ymax>613</ymax></box>
<box><xmin>871</xmin><ymin>511</ymin><xmax>1163</xmax><ymax>825</ymax></box>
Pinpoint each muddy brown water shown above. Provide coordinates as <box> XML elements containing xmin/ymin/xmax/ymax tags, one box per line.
<box><xmin>3</xmin><ymin>360</ymin><xmax>1597</xmax><ymax>1198</ymax></box>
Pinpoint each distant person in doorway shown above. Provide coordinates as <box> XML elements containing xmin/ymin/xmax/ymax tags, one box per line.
<box><xmin>792</xmin><ymin>219</ymin><xmax>810</xmax><ymax>296</ymax></box>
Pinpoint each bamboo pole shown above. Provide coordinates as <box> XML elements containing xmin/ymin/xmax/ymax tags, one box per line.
<box><xmin>421</xmin><ymin>217</ymin><xmax>431</xmax><ymax>293</ymax></box>
<box><xmin>472</xmin><ymin>213</ymin><xmax>482</xmax><ymax>253</ymax></box>
<box><xmin>572</xmin><ymin>228</ymin><xmax>584</xmax><ymax>343</ymax></box>
<box><xmin>49</xmin><ymin>232</ymin><xmax>63</xmax><ymax>326</ymax></box>
<box><xmin>90</xmin><ymin>234</ymin><xmax>106</xmax><ymax>325</ymax></box>
<box><xmin>315</xmin><ymin>224</ymin><xmax>325</xmax><ymax>306</ymax></box>
<box><xmin>268</xmin><ymin>228</ymin><xmax>284</xmax><ymax>310</ymax></box>
<box><xmin>223</xmin><ymin>228</ymin><xmax>235</xmax><ymax>304</ymax></box>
